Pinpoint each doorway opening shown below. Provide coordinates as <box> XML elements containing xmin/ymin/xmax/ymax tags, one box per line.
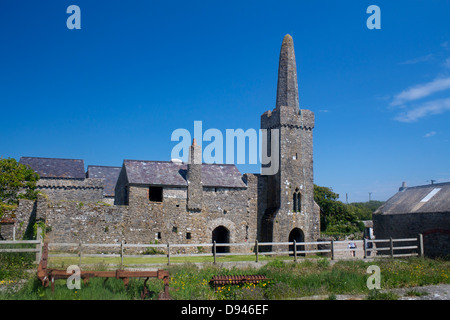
<box><xmin>289</xmin><ymin>228</ymin><xmax>305</xmax><ymax>256</ymax></box>
<box><xmin>212</xmin><ymin>226</ymin><xmax>230</xmax><ymax>253</ymax></box>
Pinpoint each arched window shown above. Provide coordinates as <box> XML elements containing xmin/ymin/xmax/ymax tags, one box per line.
<box><xmin>293</xmin><ymin>192</ymin><xmax>298</xmax><ymax>212</ymax></box>
<box><xmin>293</xmin><ymin>188</ymin><xmax>301</xmax><ymax>212</ymax></box>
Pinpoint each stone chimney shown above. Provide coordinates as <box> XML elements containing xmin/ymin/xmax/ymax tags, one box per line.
<box><xmin>399</xmin><ymin>181</ymin><xmax>407</xmax><ymax>192</ymax></box>
<box><xmin>187</xmin><ymin>139</ymin><xmax>203</xmax><ymax>211</ymax></box>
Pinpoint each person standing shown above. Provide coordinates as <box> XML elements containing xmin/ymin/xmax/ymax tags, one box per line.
<box><xmin>348</xmin><ymin>238</ymin><xmax>356</xmax><ymax>257</ymax></box>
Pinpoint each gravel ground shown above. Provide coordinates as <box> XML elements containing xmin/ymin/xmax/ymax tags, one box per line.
<box><xmin>298</xmin><ymin>283</ymin><xmax>450</xmax><ymax>300</ymax></box>
<box><xmin>388</xmin><ymin>284</ymin><xmax>450</xmax><ymax>300</ymax></box>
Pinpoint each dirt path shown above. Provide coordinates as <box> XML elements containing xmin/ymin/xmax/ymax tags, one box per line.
<box><xmin>298</xmin><ymin>283</ymin><xmax>450</xmax><ymax>300</ymax></box>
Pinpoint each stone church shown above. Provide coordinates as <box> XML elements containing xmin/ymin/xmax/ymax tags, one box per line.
<box><xmin>3</xmin><ymin>35</ymin><xmax>321</xmax><ymax>250</ymax></box>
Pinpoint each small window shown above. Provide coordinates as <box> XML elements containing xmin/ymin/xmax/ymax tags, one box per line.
<box><xmin>149</xmin><ymin>186</ymin><xmax>163</xmax><ymax>202</ymax></box>
<box><xmin>186</xmin><ymin>232</ymin><xmax>191</xmax><ymax>240</ymax></box>
<box><xmin>172</xmin><ymin>226</ymin><xmax>178</xmax><ymax>233</ymax></box>
<box><xmin>293</xmin><ymin>188</ymin><xmax>301</xmax><ymax>212</ymax></box>
<box><xmin>156</xmin><ymin>232</ymin><xmax>162</xmax><ymax>240</ymax></box>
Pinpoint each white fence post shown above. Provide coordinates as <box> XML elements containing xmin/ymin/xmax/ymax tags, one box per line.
<box><xmin>120</xmin><ymin>240</ymin><xmax>124</xmax><ymax>269</ymax></box>
<box><xmin>418</xmin><ymin>234</ymin><xmax>424</xmax><ymax>257</ymax></box>
<box><xmin>293</xmin><ymin>240</ymin><xmax>297</xmax><ymax>262</ymax></box>
<box><xmin>363</xmin><ymin>238</ymin><xmax>367</xmax><ymax>259</ymax></box>
<box><xmin>78</xmin><ymin>239</ymin><xmax>82</xmax><ymax>267</ymax></box>
<box><xmin>35</xmin><ymin>227</ymin><xmax>43</xmax><ymax>264</ymax></box>
<box><xmin>390</xmin><ymin>237</ymin><xmax>394</xmax><ymax>258</ymax></box>
<box><xmin>167</xmin><ymin>243</ymin><xmax>170</xmax><ymax>265</ymax></box>
<box><xmin>331</xmin><ymin>239</ymin><xmax>335</xmax><ymax>260</ymax></box>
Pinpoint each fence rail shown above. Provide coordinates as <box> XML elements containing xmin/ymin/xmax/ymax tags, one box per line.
<box><xmin>0</xmin><ymin>239</ymin><xmax>42</xmax><ymax>263</ymax></box>
<box><xmin>0</xmin><ymin>234</ymin><xmax>424</xmax><ymax>267</ymax></box>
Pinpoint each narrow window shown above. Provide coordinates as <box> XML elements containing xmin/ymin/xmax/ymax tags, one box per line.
<box><xmin>156</xmin><ymin>232</ymin><xmax>162</xmax><ymax>240</ymax></box>
<box><xmin>186</xmin><ymin>232</ymin><xmax>191</xmax><ymax>240</ymax></box>
<box><xmin>172</xmin><ymin>226</ymin><xmax>178</xmax><ymax>233</ymax></box>
<box><xmin>293</xmin><ymin>192</ymin><xmax>298</xmax><ymax>212</ymax></box>
<box><xmin>149</xmin><ymin>186</ymin><xmax>163</xmax><ymax>202</ymax></box>
<box><xmin>293</xmin><ymin>188</ymin><xmax>301</xmax><ymax>212</ymax></box>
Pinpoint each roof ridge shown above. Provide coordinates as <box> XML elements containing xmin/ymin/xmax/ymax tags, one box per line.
<box><xmin>87</xmin><ymin>165</ymin><xmax>121</xmax><ymax>169</ymax></box>
<box><xmin>123</xmin><ymin>159</ymin><xmax>238</xmax><ymax>167</ymax></box>
<box><xmin>406</xmin><ymin>182</ymin><xmax>450</xmax><ymax>190</ymax></box>
<box><xmin>21</xmin><ymin>156</ymin><xmax>84</xmax><ymax>162</ymax></box>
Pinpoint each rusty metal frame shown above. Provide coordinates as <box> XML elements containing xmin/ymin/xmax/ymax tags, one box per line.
<box><xmin>37</xmin><ymin>242</ymin><xmax>171</xmax><ymax>299</ymax></box>
<box><xmin>209</xmin><ymin>275</ymin><xmax>268</xmax><ymax>290</ymax></box>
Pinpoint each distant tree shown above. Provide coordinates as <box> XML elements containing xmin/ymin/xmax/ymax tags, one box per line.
<box><xmin>0</xmin><ymin>158</ymin><xmax>39</xmax><ymax>209</ymax></box>
<box><xmin>349</xmin><ymin>201</ymin><xmax>385</xmax><ymax>220</ymax></box>
<box><xmin>314</xmin><ymin>184</ymin><xmax>362</xmax><ymax>234</ymax></box>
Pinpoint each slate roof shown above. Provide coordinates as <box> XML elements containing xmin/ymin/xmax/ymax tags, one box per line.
<box><xmin>375</xmin><ymin>182</ymin><xmax>450</xmax><ymax>215</ymax></box>
<box><xmin>19</xmin><ymin>157</ymin><xmax>85</xmax><ymax>179</ymax></box>
<box><xmin>87</xmin><ymin>166</ymin><xmax>122</xmax><ymax>197</ymax></box>
<box><xmin>123</xmin><ymin>160</ymin><xmax>247</xmax><ymax>188</ymax></box>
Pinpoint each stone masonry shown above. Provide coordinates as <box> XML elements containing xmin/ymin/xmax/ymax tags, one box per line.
<box><xmin>3</xmin><ymin>35</ymin><xmax>321</xmax><ymax>252</ymax></box>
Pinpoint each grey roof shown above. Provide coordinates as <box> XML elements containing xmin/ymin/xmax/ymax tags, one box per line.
<box><xmin>123</xmin><ymin>160</ymin><xmax>247</xmax><ymax>188</ymax></box>
<box><xmin>19</xmin><ymin>157</ymin><xmax>85</xmax><ymax>179</ymax></box>
<box><xmin>87</xmin><ymin>166</ymin><xmax>121</xmax><ymax>197</ymax></box>
<box><xmin>375</xmin><ymin>182</ymin><xmax>450</xmax><ymax>215</ymax></box>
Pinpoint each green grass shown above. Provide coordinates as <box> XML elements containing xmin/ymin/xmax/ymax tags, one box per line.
<box><xmin>0</xmin><ymin>257</ymin><xmax>448</xmax><ymax>300</ymax></box>
<box><xmin>0</xmin><ymin>243</ymin><xmax>36</xmax><ymax>281</ymax></box>
<box><xmin>47</xmin><ymin>252</ymin><xmax>295</xmax><ymax>268</ymax></box>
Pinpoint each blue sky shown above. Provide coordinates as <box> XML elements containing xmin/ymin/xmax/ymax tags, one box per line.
<box><xmin>1</xmin><ymin>1</ymin><xmax>449</xmax><ymax>202</ymax></box>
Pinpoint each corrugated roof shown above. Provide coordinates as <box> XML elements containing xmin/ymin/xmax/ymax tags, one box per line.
<box><xmin>123</xmin><ymin>160</ymin><xmax>247</xmax><ymax>188</ymax></box>
<box><xmin>87</xmin><ymin>166</ymin><xmax>121</xmax><ymax>197</ymax></box>
<box><xmin>375</xmin><ymin>182</ymin><xmax>450</xmax><ymax>214</ymax></box>
<box><xmin>19</xmin><ymin>157</ymin><xmax>85</xmax><ymax>179</ymax></box>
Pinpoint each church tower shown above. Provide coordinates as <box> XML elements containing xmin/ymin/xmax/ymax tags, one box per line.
<box><xmin>259</xmin><ymin>35</ymin><xmax>320</xmax><ymax>245</ymax></box>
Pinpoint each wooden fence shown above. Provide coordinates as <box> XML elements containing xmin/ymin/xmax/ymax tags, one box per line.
<box><xmin>0</xmin><ymin>234</ymin><xmax>424</xmax><ymax>267</ymax></box>
<box><xmin>0</xmin><ymin>240</ymin><xmax>43</xmax><ymax>263</ymax></box>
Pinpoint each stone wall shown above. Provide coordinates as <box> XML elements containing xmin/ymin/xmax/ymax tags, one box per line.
<box><xmin>3</xmin><ymin>182</ymin><xmax>257</xmax><ymax>253</ymax></box>
<box><xmin>373</xmin><ymin>212</ymin><xmax>450</xmax><ymax>258</ymax></box>
<box><xmin>0</xmin><ymin>200</ymin><xmax>36</xmax><ymax>240</ymax></box>
<box><xmin>36</xmin><ymin>178</ymin><xmax>104</xmax><ymax>202</ymax></box>
<box><xmin>123</xmin><ymin>184</ymin><xmax>257</xmax><ymax>252</ymax></box>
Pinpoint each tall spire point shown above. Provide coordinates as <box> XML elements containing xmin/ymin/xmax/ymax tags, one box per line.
<box><xmin>275</xmin><ymin>34</ymin><xmax>299</xmax><ymax>109</ymax></box>
<box><xmin>282</xmin><ymin>34</ymin><xmax>293</xmax><ymax>43</ymax></box>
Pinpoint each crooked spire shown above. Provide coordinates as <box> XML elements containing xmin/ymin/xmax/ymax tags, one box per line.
<box><xmin>275</xmin><ymin>34</ymin><xmax>299</xmax><ymax>110</ymax></box>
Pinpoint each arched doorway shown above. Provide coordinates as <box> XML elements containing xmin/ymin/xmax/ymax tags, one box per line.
<box><xmin>212</xmin><ymin>226</ymin><xmax>230</xmax><ymax>253</ymax></box>
<box><xmin>289</xmin><ymin>228</ymin><xmax>305</xmax><ymax>256</ymax></box>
